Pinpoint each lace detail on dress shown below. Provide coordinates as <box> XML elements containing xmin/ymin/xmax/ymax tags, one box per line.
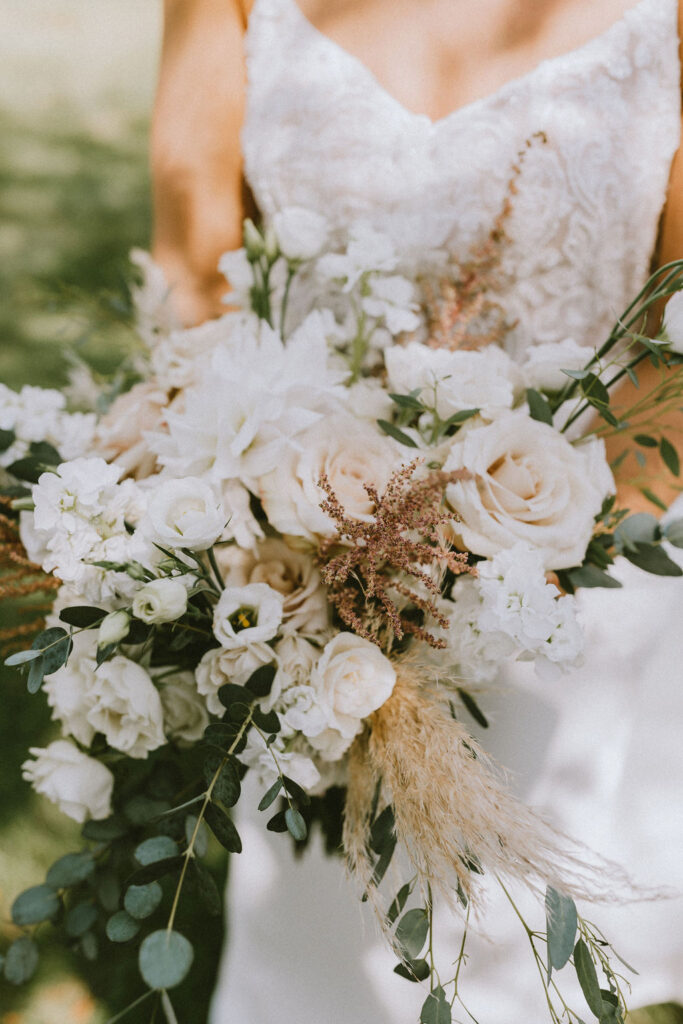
<box><xmin>242</xmin><ymin>0</ymin><xmax>681</xmax><ymax>359</ymax></box>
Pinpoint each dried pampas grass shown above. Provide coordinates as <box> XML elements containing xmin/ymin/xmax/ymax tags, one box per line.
<box><xmin>344</xmin><ymin>665</ymin><xmax>633</xmax><ymax>924</ymax></box>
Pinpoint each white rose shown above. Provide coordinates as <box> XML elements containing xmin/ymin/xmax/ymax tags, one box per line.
<box><xmin>43</xmin><ymin>631</ymin><xmax>99</xmax><ymax>746</ymax></box>
<box><xmin>443</xmin><ymin>410</ymin><xmax>614</xmax><ymax>570</ymax></box>
<box><xmin>87</xmin><ymin>656</ymin><xmax>166</xmax><ymax>758</ymax></box>
<box><xmin>384</xmin><ymin>342</ymin><xmax>521</xmax><ymax>421</ymax></box>
<box><xmin>196</xmin><ymin>643</ymin><xmax>275</xmax><ymax>715</ymax></box>
<box><xmin>664</xmin><ymin>291</ymin><xmax>683</xmax><ymax>354</ymax></box>
<box><xmin>212</xmin><ymin>582</ymin><xmax>284</xmax><ymax>650</ymax></box>
<box><xmin>145</xmin><ymin>477</ymin><xmax>225</xmax><ymax>551</ymax></box>
<box><xmin>267</xmin><ymin>634</ymin><xmax>319</xmax><ymax>710</ymax></box>
<box><xmin>521</xmin><ymin>337</ymin><xmax>590</xmax><ymax>393</ymax></box>
<box><xmin>259</xmin><ymin>414</ymin><xmax>403</xmax><ymax>541</ymax></box>
<box><xmin>272</xmin><ymin>207</ymin><xmax>328</xmax><ymax>261</ymax></box>
<box><xmin>309</xmin><ymin>633</ymin><xmax>396</xmax><ymax>755</ymax></box>
<box><xmin>22</xmin><ymin>740</ymin><xmax>114</xmax><ymax>823</ymax></box>
<box><xmin>159</xmin><ymin>671</ymin><xmax>210</xmax><ymax>745</ymax></box>
<box><xmin>133</xmin><ymin>578</ymin><xmax>188</xmax><ymax>624</ymax></box>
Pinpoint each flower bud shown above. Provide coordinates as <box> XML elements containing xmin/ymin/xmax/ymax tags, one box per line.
<box><xmin>243</xmin><ymin>218</ymin><xmax>265</xmax><ymax>262</ymax></box>
<box><xmin>132</xmin><ymin>578</ymin><xmax>188</xmax><ymax>625</ymax></box>
<box><xmin>98</xmin><ymin>610</ymin><xmax>130</xmax><ymax>647</ymax></box>
<box><xmin>263</xmin><ymin>224</ymin><xmax>280</xmax><ymax>264</ymax></box>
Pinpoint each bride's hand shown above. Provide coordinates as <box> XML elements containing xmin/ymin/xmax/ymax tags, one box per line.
<box><xmin>151</xmin><ymin>0</ymin><xmax>251</xmax><ymax>325</ymax></box>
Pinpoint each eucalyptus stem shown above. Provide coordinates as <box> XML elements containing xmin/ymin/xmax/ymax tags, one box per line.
<box><xmin>280</xmin><ymin>265</ymin><xmax>296</xmax><ymax>338</ymax></box>
<box><xmin>104</xmin><ymin>989</ymin><xmax>155</xmax><ymax>1024</ymax></box>
<box><xmin>205</xmin><ymin>546</ymin><xmax>225</xmax><ymax>592</ymax></box>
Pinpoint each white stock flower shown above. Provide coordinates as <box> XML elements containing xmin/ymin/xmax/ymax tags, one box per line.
<box><xmin>87</xmin><ymin>656</ymin><xmax>166</xmax><ymax>758</ymax></box>
<box><xmin>43</xmin><ymin>631</ymin><xmax>99</xmax><ymax>746</ymax></box>
<box><xmin>195</xmin><ymin>643</ymin><xmax>275</xmax><ymax>715</ymax></box>
<box><xmin>240</xmin><ymin>729</ymin><xmax>321</xmax><ymax>793</ymax></box>
<box><xmin>444</xmin><ymin>410</ymin><xmax>614</xmax><ymax>570</ymax></box>
<box><xmin>129</xmin><ymin>248</ymin><xmax>181</xmax><ymax>347</ymax></box>
<box><xmin>145</xmin><ymin>477</ymin><xmax>225</xmax><ymax>551</ymax></box>
<box><xmin>272</xmin><ymin>207</ymin><xmax>328</xmax><ymax>261</ymax></box>
<box><xmin>362</xmin><ymin>275</ymin><xmax>420</xmax><ymax>334</ymax></box>
<box><xmin>385</xmin><ymin>342</ymin><xmax>520</xmax><ymax>421</ymax></box>
<box><xmin>219</xmin><ymin>249</ymin><xmax>255</xmax><ymax>307</ymax></box>
<box><xmin>521</xmin><ymin>337</ymin><xmax>590</xmax><ymax>393</ymax></box>
<box><xmin>663</xmin><ymin>291</ymin><xmax>683</xmax><ymax>354</ymax></box>
<box><xmin>317</xmin><ymin>223</ymin><xmax>398</xmax><ymax>290</ymax></box>
<box><xmin>438</xmin><ymin>580</ymin><xmax>514</xmax><ymax>685</ymax></box>
<box><xmin>132</xmin><ymin>578</ymin><xmax>188</xmax><ymax>624</ymax></box>
<box><xmin>0</xmin><ymin>384</ymin><xmax>96</xmax><ymax>468</ymax></box>
<box><xmin>309</xmin><ymin>633</ymin><xmax>396</xmax><ymax>757</ymax></box>
<box><xmin>212</xmin><ymin>583</ymin><xmax>284</xmax><ymax>650</ymax></box>
<box><xmin>159</xmin><ymin>671</ymin><xmax>210</xmax><ymax>745</ymax></box>
<box><xmin>22</xmin><ymin>740</ymin><xmax>114</xmax><ymax>823</ymax></box>
<box><xmin>259</xmin><ymin>413</ymin><xmax>403</xmax><ymax>541</ymax></box>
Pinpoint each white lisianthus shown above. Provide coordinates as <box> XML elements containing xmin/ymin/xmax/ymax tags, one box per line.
<box><xmin>521</xmin><ymin>337</ymin><xmax>590</xmax><ymax>393</ymax></box>
<box><xmin>22</xmin><ymin>740</ymin><xmax>114</xmax><ymax>823</ymax></box>
<box><xmin>663</xmin><ymin>291</ymin><xmax>683</xmax><ymax>354</ymax></box>
<box><xmin>98</xmin><ymin>610</ymin><xmax>131</xmax><ymax>647</ymax></box>
<box><xmin>86</xmin><ymin>656</ymin><xmax>166</xmax><ymax>758</ymax></box>
<box><xmin>221</xmin><ymin>539</ymin><xmax>328</xmax><ymax>635</ymax></box>
<box><xmin>212</xmin><ymin>583</ymin><xmax>284</xmax><ymax>650</ymax></box>
<box><xmin>259</xmin><ymin>414</ymin><xmax>403</xmax><ymax>541</ymax></box>
<box><xmin>384</xmin><ymin>342</ymin><xmax>520</xmax><ymax>421</ymax></box>
<box><xmin>159</xmin><ymin>671</ymin><xmax>210</xmax><ymax>745</ymax></box>
<box><xmin>309</xmin><ymin>633</ymin><xmax>396</xmax><ymax>756</ymax></box>
<box><xmin>43</xmin><ymin>631</ymin><xmax>99</xmax><ymax>746</ymax></box>
<box><xmin>145</xmin><ymin>477</ymin><xmax>225</xmax><ymax>551</ymax></box>
<box><xmin>133</xmin><ymin>578</ymin><xmax>188</xmax><ymax>624</ymax></box>
<box><xmin>195</xmin><ymin>643</ymin><xmax>275</xmax><ymax>715</ymax></box>
<box><xmin>444</xmin><ymin>410</ymin><xmax>614</xmax><ymax>570</ymax></box>
<box><xmin>271</xmin><ymin>207</ymin><xmax>328</xmax><ymax>262</ymax></box>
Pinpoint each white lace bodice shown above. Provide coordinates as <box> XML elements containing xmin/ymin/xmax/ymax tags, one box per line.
<box><xmin>242</xmin><ymin>0</ymin><xmax>681</xmax><ymax>360</ymax></box>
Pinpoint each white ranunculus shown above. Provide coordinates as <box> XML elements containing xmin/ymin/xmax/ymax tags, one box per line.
<box><xmin>272</xmin><ymin>207</ymin><xmax>328</xmax><ymax>262</ymax></box>
<box><xmin>195</xmin><ymin>643</ymin><xmax>275</xmax><ymax>715</ymax></box>
<box><xmin>133</xmin><ymin>578</ymin><xmax>188</xmax><ymax>624</ymax></box>
<box><xmin>86</xmin><ymin>656</ymin><xmax>166</xmax><ymax>758</ymax></box>
<box><xmin>663</xmin><ymin>290</ymin><xmax>683</xmax><ymax>354</ymax></box>
<box><xmin>384</xmin><ymin>342</ymin><xmax>521</xmax><ymax>421</ymax></box>
<box><xmin>309</xmin><ymin>633</ymin><xmax>396</xmax><ymax>756</ymax></box>
<box><xmin>43</xmin><ymin>631</ymin><xmax>99</xmax><ymax>746</ymax></box>
<box><xmin>444</xmin><ymin>410</ymin><xmax>614</xmax><ymax>570</ymax></box>
<box><xmin>521</xmin><ymin>337</ymin><xmax>590</xmax><ymax>393</ymax></box>
<box><xmin>159</xmin><ymin>671</ymin><xmax>210</xmax><ymax>745</ymax></box>
<box><xmin>22</xmin><ymin>740</ymin><xmax>114</xmax><ymax>823</ymax></box>
<box><xmin>145</xmin><ymin>477</ymin><xmax>225</xmax><ymax>551</ymax></box>
<box><xmin>213</xmin><ymin>582</ymin><xmax>284</xmax><ymax>650</ymax></box>
<box><xmin>259</xmin><ymin>414</ymin><xmax>403</xmax><ymax>541</ymax></box>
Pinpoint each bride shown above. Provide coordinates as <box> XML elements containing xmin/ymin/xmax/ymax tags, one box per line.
<box><xmin>150</xmin><ymin>1</ymin><xmax>683</xmax><ymax>1021</ymax></box>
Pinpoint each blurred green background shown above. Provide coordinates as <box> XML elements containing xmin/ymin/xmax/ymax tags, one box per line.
<box><xmin>0</xmin><ymin>3</ymin><xmax>680</xmax><ymax>1023</ymax></box>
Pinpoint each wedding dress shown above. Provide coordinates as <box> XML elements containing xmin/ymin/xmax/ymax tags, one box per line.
<box><xmin>210</xmin><ymin>0</ymin><xmax>683</xmax><ymax>1019</ymax></box>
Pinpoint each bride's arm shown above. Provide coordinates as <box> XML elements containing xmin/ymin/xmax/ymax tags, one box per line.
<box><xmin>151</xmin><ymin>0</ymin><xmax>251</xmax><ymax>325</ymax></box>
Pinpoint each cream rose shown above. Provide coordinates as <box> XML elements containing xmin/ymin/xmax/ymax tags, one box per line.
<box><xmin>258</xmin><ymin>414</ymin><xmax>403</xmax><ymax>541</ymax></box>
<box><xmin>22</xmin><ymin>740</ymin><xmax>114</xmax><ymax>823</ymax></box>
<box><xmin>196</xmin><ymin>643</ymin><xmax>275</xmax><ymax>715</ymax></box>
<box><xmin>145</xmin><ymin>477</ymin><xmax>225</xmax><ymax>551</ymax></box>
<box><xmin>443</xmin><ymin>410</ymin><xmax>614</xmax><ymax>570</ymax></box>
<box><xmin>309</xmin><ymin>633</ymin><xmax>396</xmax><ymax>757</ymax></box>
<box><xmin>159</xmin><ymin>671</ymin><xmax>210</xmax><ymax>745</ymax></box>
<box><xmin>132</xmin><ymin>578</ymin><xmax>188</xmax><ymax>624</ymax></box>
<box><xmin>87</xmin><ymin>656</ymin><xmax>166</xmax><ymax>758</ymax></box>
<box><xmin>212</xmin><ymin>582</ymin><xmax>284</xmax><ymax>650</ymax></box>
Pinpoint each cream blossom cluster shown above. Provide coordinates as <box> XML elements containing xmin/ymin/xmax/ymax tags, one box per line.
<box><xmin>0</xmin><ymin>382</ymin><xmax>96</xmax><ymax>469</ymax></box>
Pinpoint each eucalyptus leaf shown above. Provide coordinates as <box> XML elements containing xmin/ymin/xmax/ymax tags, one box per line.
<box><xmin>0</xmin><ymin>427</ymin><xmax>16</xmax><ymax>452</ymax></box>
<box><xmin>138</xmin><ymin>929</ymin><xmax>194</xmax><ymax>991</ymax></box>
<box><xmin>82</xmin><ymin>815</ymin><xmax>128</xmax><ymax>842</ymax></box>
<box><xmin>614</xmin><ymin>513</ymin><xmax>660</xmax><ymax>554</ymax></box>
<box><xmin>258</xmin><ymin>778</ymin><xmax>283</xmax><ymax>811</ymax></box>
<box><xmin>266</xmin><ymin>810</ymin><xmax>288</xmax><ymax>833</ymax></box>
<box><xmin>526</xmin><ymin>389</ymin><xmax>554</xmax><ymax>425</ymax></box>
<box><xmin>4</xmin><ymin>936</ymin><xmax>39</xmax><ymax>985</ymax></box>
<box><xmin>190</xmin><ymin>861</ymin><xmax>223</xmax><ymax>917</ymax></box>
<box><xmin>285</xmin><ymin>807</ymin><xmax>308</xmax><ymax>842</ymax></box>
<box><xmin>205</xmin><ymin>803</ymin><xmax>243</xmax><ymax>853</ymax></box>
<box><xmin>124</xmin><ymin>794</ymin><xmax>171</xmax><ymax>825</ymax></box>
<box><xmin>65</xmin><ymin>901</ymin><xmax>98</xmax><ymax>938</ymax></box>
<box><xmin>47</xmin><ymin>851</ymin><xmax>95</xmax><ymax>888</ymax></box>
<box><xmin>377</xmin><ymin>419</ymin><xmax>419</xmax><ymax>448</ymax></box>
<box><xmin>11</xmin><ymin>884</ymin><xmax>60</xmax><ymax>926</ymax></box>
<box><xmin>623</xmin><ymin>542</ymin><xmax>683</xmax><ymax>577</ymax></box>
<box><xmin>574</xmin><ymin>939</ymin><xmax>604</xmax><ymax>1017</ymax></box>
<box><xmin>567</xmin><ymin>565</ymin><xmax>622</xmax><ymax>590</ymax></box>
<box><xmin>663</xmin><ymin>518</ymin><xmax>683</xmax><ymax>549</ymax></box>
<box><xmin>127</xmin><ymin>855</ymin><xmax>184</xmax><ymax>887</ymax></box>
<box><xmin>4</xmin><ymin>649</ymin><xmax>42</xmax><ymax>667</ymax></box>
<box><xmin>371</xmin><ymin>836</ymin><xmax>397</xmax><ymax>887</ymax></box>
<box><xmin>185</xmin><ymin>815</ymin><xmax>209</xmax><ymax>858</ymax></box>
<box><xmin>203</xmin><ymin>750</ymin><xmax>241</xmax><ymax>807</ymax></box>
<box><xmin>217</xmin><ymin>683</ymin><xmax>253</xmax><ymax>711</ymax></box>
<box><xmin>31</xmin><ymin>627</ymin><xmax>72</xmax><ymax>675</ymax></box>
<box><xmin>396</xmin><ymin>908</ymin><xmax>429</xmax><ymax>959</ymax></box>
<box><xmin>6</xmin><ymin>456</ymin><xmax>49</xmax><ymax>483</ymax></box>
<box><xmin>561</xmin><ymin>368</ymin><xmax>590</xmax><ymax>381</ymax></box>
<box><xmin>124</xmin><ymin>881</ymin><xmax>163</xmax><ymax>920</ymax></box>
<box><xmin>660</xmin><ymin>437</ymin><xmax>680</xmax><ymax>476</ymax></box>
<box><xmin>29</xmin><ymin>440</ymin><xmax>61</xmax><ymax>464</ymax></box>
<box><xmin>387</xmin><ymin>883</ymin><xmax>412</xmax><ymax>926</ymax></box>
<box><xmin>27</xmin><ymin>656</ymin><xmax>45</xmax><ymax>694</ymax></box>
<box><xmin>545</xmin><ymin>886</ymin><xmax>578</xmax><ymax>971</ymax></box>
<box><xmin>252</xmin><ymin>707</ymin><xmax>280</xmax><ymax>733</ymax></box>
<box><xmin>394</xmin><ymin>958</ymin><xmax>431</xmax><ymax>982</ymax></box>
<box><xmin>59</xmin><ymin>606</ymin><xmax>107</xmax><ymax>628</ymax></box>
<box><xmin>134</xmin><ymin>836</ymin><xmax>179</xmax><ymax>867</ymax></box>
<box><xmin>245</xmin><ymin>662</ymin><xmax>277</xmax><ymax>697</ymax></box>
<box><xmin>370</xmin><ymin>805</ymin><xmax>395</xmax><ymax>854</ymax></box>
<box><xmin>282</xmin><ymin>775</ymin><xmax>311</xmax><ymax>807</ymax></box>
<box><xmin>80</xmin><ymin>930</ymin><xmax>98</xmax><ymax>961</ymax></box>
<box><xmin>420</xmin><ymin>986</ymin><xmax>451</xmax><ymax>1024</ymax></box>
<box><xmin>456</xmin><ymin>687</ymin><xmax>489</xmax><ymax>729</ymax></box>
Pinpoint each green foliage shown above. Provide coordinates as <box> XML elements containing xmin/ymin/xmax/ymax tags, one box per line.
<box><xmin>106</xmin><ymin>911</ymin><xmax>141</xmax><ymax>943</ymax></box>
<box><xmin>420</xmin><ymin>986</ymin><xmax>451</xmax><ymax>1024</ymax></box>
<box><xmin>394</xmin><ymin>958</ymin><xmax>431</xmax><ymax>982</ymax></box>
<box><xmin>203</xmin><ymin>750</ymin><xmax>241</xmax><ymax>808</ymax></box>
<box><xmin>456</xmin><ymin>687</ymin><xmax>489</xmax><ymax>728</ymax></box>
<box><xmin>65</xmin><ymin>901</ymin><xmax>98</xmax><ymax>938</ymax></box>
<box><xmin>138</xmin><ymin>930</ymin><xmax>194</xmax><ymax>991</ymax></box>
<box><xmin>545</xmin><ymin>887</ymin><xmax>578</xmax><ymax>973</ymax></box>
<box><xmin>396</xmin><ymin>908</ymin><xmax>430</xmax><ymax>960</ymax></box>
<box><xmin>574</xmin><ymin>938</ymin><xmax>604</xmax><ymax>1018</ymax></box>
<box><xmin>204</xmin><ymin>803</ymin><xmax>242</xmax><ymax>854</ymax></box>
<box><xmin>46</xmin><ymin>851</ymin><xmax>96</xmax><ymax>887</ymax></box>
<box><xmin>377</xmin><ymin>418</ymin><xmax>419</xmax><ymax>448</ymax></box>
<box><xmin>11</xmin><ymin>883</ymin><xmax>60</xmax><ymax>926</ymax></box>
<box><xmin>527</xmin><ymin>388</ymin><xmax>554</xmax><ymax>425</ymax></box>
<box><xmin>134</xmin><ymin>836</ymin><xmax>179</xmax><ymax>866</ymax></box>
<box><xmin>124</xmin><ymin>882</ymin><xmax>163</xmax><ymax>920</ymax></box>
<box><xmin>3</xmin><ymin>937</ymin><xmax>39</xmax><ymax>985</ymax></box>
<box><xmin>284</xmin><ymin>807</ymin><xmax>307</xmax><ymax>842</ymax></box>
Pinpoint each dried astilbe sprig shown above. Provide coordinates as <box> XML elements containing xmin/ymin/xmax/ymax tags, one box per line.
<box><xmin>344</xmin><ymin>666</ymin><xmax>635</xmax><ymax>927</ymax></box>
<box><xmin>421</xmin><ymin>133</ymin><xmax>547</xmax><ymax>352</ymax></box>
<box><xmin>317</xmin><ymin>460</ymin><xmax>474</xmax><ymax>649</ymax></box>
<box><xmin>0</xmin><ymin>497</ymin><xmax>58</xmax><ymax>655</ymax></box>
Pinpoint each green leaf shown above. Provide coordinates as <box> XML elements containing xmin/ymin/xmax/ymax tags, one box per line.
<box><xmin>185</xmin><ymin>814</ymin><xmax>209</xmax><ymax>858</ymax></box>
<box><xmin>370</xmin><ymin>805</ymin><xmax>395</xmax><ymax>854</ymax></box>
<box><xmin>580</xmin><ymin>373</ymin><xmax>611</xmax><ymax>410</ymax></box>
<box><xmin>0</xmin><ymin>427</ymin><xmax>16</xmax><ymax>452</ymax></box>
<box><xmin>377</xmin><ymin>419</ymin><xmax>418</xmax><ymax>448</ymax></box>
<box><xmin>443</xmin><ymin>408</ymin><xmax>480</xmax><ymax>427</ymax></box>
<box><xmin>663</xmin><ymin>518</ymin><xmax>683</xmax><ymax>549</ymax></box>
<box><xmin>4</xmin><ymin>936</ymin><xmax>39</xmax><ymax>985</ymax></box>
<box><xmin>11</xmin><ymin>884</ymin><xmax>60</xmax><ymax>926</ymax></box>
<box><xmin>6</xmin><ymin>456</ymin><xmax>50</xmax><ymax>483</ymax></box>
<box><xmin>258</xmin><ymin>779</ymin><xmax>283</xmax><ymax>811</ymax></box>
<box><xmin>574</xmin><ymin>938</ymin><xmax>604</xmax><ymax>1017</ymax></box>
<box><xmin>282</xmin><ymin>775</ymin><xmax>311</xmax><ymax>807</ymax></box>
<box><xmin>396</xmin><ymin>908</ymin><xmax>429</xmax><ymax>959</ymax></box>
<box><xmin>127</xmin><ymin>856</ymin><xmax>184</xmax><ymax>887</ymax></box>
<box><xmin>32</xmin><ymin>626</ymin><xmax>72</xmax><ymax>675</ymax></box>
<box><xmin>614</xmin><ymin>513</ymin><xmax>660</xmax><ymax>554</ymax></box>
<box><xmin>371</xmin><ymin>836</ymin><xmax>397</xmax><ymax>887</ymax></box>
<box><xmin>29</xmin><ymin>440</ymin><xmax>61</xmax><ymax>464</ymax></box>
<box><xmin>389</xmin><ymin>392</ymin><xmax>424</xmax><ymax>411</ymax></box>
<box><xmin>387</xmin><ymin>883</ymin><xmax>412</xmax><ymax>926</ymax></box>
<box><xmin>217</xmin><ymin>683</ymin><xmax>253</xmax><ymax>711</ymax></box>
<box><xmin>203</xmin><ymin>722</ymin><xmax>247</xmax><ymax>752</ymax></box>
<box><xmin>4</xmin><ymin>649</ymin><xmax>42</xmax><ymax>667</ymax></box>
<box><xmin>65</xmin><ymin>902</ymin><xmax>98</xmax><ymax>938</ymax></box>
<box><xmin>252</xmin><ymin>706</ymin><xmax>281</xmax><ymax>733</ymax></box>
<box><xmin>567</xmin><ymin>565</ymin><xmax>622</xmax><ymax>590</ymax></box>
<box><xmin>623</xmin><ymin>542</ymin><xmax>683</xmax><ymax>577</ymax></box>
<box><xmin>634</xmin><ymin>434</ymin><xmax>658</xmax><ymax>448</ymax></box>
<box><xmin>124</xmin><ymin>794</ymin><xmax>171</xmax><ymax>825</ymax></box>
<box><xmin>561</xmin><ymin>368</ymin><xmax>590</xmax><ymax>381</ymax></box>
<box><xmin>80</xmin><ymin>931</ymin><xmax>98</xmax><ymax>961</ymax></box>
<box><xmin>660</xmin><ymin>437</ymin><xmax>680</xmax><ymax>476</ymax></box>
<box><xmin>245</xmin><ymin>662</ymin><xmax>277</xmax><ymax>697</ymax></box>
<box><xmin>394</xmin><ymin>958</ymin><xmax>431</xmax><ymax>982</ymax></box>
<box><xmin>420</xmin><ymin>986</ymin><xmax>451</xmax><ymax>1024</ymax></box>
<box><xmin>190</xmin><ymin>861</ymin><xmax>223</xmax><ymax>917</ymax></box>
<box><xmin>203</xmin><ymin>750</ymin><xmax>241</xmax><ymax>808</ymax></box>
<box><xmin>526</xmin><ymin>389</ymin><xmax>554</xmax><ymax>425</ymax></box>
<box><xmin>134</xmin><ymin>836</ymin><xmax>179</xmax><ymax>867</ymax></box>
<box><xmin>266</xmin><ymin>810</ymin><xmax>288</xmax><ymax>833</ymax></box>
<box><xmin>82</xmin><ymin>815</ymin><xmax>128</xmax><ymax>841</ymax></box>
<box><xmin>456</xmin><ymin>687</ymin><xmax>489</xmax><ymax>728</ymax></box>
<box><xmin>139</xmin><ymin>930</ymin><xmax>194</xmax><ymax>991</ymax></box>
<box><xmin>47</xmin><ymin>851</ymin><xmax>95</xmax><ymax>888</ymax></box>
<box><xmin>640</xmin><ymin>487</ymin><xmax>668</xmax><ymax>512</ymax></box>
<box><xmin>285</xmin><ymin>807</ymin><xmax>308</xmax><ymax>841</ymax></box>
<box><xmin>96</xmin><ymin>873</ymin><xmax>121</xmax><ymax>913</ymax></box>
<box><xmin>27</xmin><ymin>655</ymin><xmax>45</xmax><ymax>694</ymax></box>
<box><xmin>205</xmin><ymin>803</ymin><xmax>243</xmax><ymax>853</ymax></box>
<box><xmin>545</xmin><ymin>887</ymin><xmax>578</xmax><ymax>971</ymax></box>
<box><xmin>106</xmin><ymin>910</ymin><xmax>141</xmax><ymax>943</ymax></box>
<box><xmin>124</xmin><ymin>882</ymin><xmax>163</xmax><ymax>920</ymax></box>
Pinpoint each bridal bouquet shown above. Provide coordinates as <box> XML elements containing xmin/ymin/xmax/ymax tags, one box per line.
<box><xmin>2</xmin><ymin>204</ymin><xmax>683</xmax><ymax>1024</ymax></box>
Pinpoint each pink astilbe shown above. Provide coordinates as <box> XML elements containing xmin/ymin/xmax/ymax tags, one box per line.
<box><xmin>317</xmin><ymin>459</ymin><xmax>474</xmax><ymax>649</ymax></box>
